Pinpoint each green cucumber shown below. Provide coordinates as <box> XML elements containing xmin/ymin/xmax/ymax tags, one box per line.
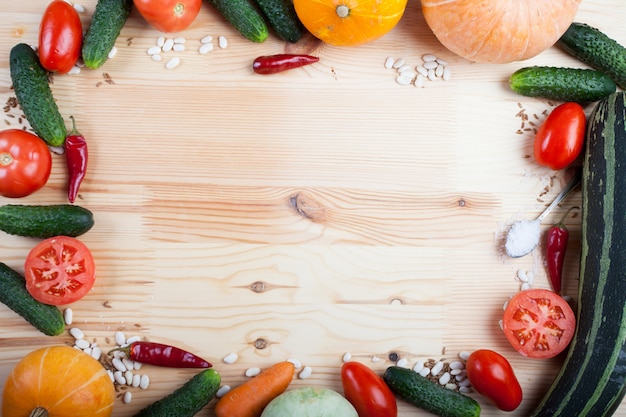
<box><xmin>558</xmin><ymin>22</ymin><xmax>626</xmax><ymax>90</ymax></box>
<box><xmin>0</xmin><ymin>204</ymin><xmax>94</xmax><ymax>238</ymax></box>
<box><xmin>82</xmin><ymin>0</ymin><xmax>134</xmax><ymax>69</ymax></box>
<box><xmin>509</xmin><ymin>66</ymin><xmax>616</xmax><ymax>103</ymax></box>
<box><xmin>253</xmin><ymin>0</ymin><xmax>303</xmax><ymax>43</ymax></box>
<box><xmin>133</xmin><ymin>369</ymin><xmax>221</xmax><ymax>417</ymax></box>
<box><xmin>205</xmin><ymin>0</ymin><xmax>269</xmax><ymax>43</ymax></box>
<box><xmin>383</xmin><ymin>366</ymin><xmax>480</xmax><ymax>417</ymax></box>
<box><xmin>530</xmin><ymin>91</ymin><xmax>626</xmax><ymax>416</ymax></box>
<box><xmin>0</xmin><ymin>262</ymin><xmax>65</xmax><ymax>336</ymax></box>
<box><xmin>9</xmin><ymin>43</ymin><xmax>67</xmax><ymax>147</ymax></box>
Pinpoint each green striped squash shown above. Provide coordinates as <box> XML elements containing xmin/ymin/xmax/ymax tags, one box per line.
<box><xmin>531</xmin><ymin>91</ymin><xmax>626</xmax><ymax>416</ymax></box>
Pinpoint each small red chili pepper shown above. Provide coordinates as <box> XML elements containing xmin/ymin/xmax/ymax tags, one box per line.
<box><xmin>546</xmin><ymin>206</ymin><xmax>579</xmax><ymax>294</ymax></box>
<box><xmin>109</xmin><ymin>341</ymin><xmax>212</xmax><ymax>368</ymax></box>
<box><xmin>253</xmin><ymin>54</ymin><xmax>319</xmax><ymax>74</ymax></box>
<box><xmin>64</xmin><ymin>115</ymin><xmax>88</xmax><ymax>203</ymax></box>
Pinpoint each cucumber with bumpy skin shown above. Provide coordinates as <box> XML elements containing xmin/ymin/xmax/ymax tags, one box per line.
<box><xmin>9</xmin><ymin>43</ymin><xmax>66</xmax><ymax>147</ymax></box>
<box><xmin>254</xmin><ymin>0</ymin><xmax>303</xmax><ymax>43</ymax></box>
<box><xmin>205</xmin><ymin>0</ymin><xmax>269</xmax><ymax>43</ymax></box>
<box><xmin>133</xmin><ymin>369</ymin><xmax>221</xmax><ymax>417</ymax></box>
<box><xmin>0</xmin><ymin>204</ymin><xmax>94</xmax><ymax>238</ymax></box>
<box><xmin>530</xmin><ymin>92</ymin><xmax>626</xmax><ymax>416</ymax></box>
<box><xmin>82</xmin><ymin>0</ymin><xmax>134</xmax><ymax>69</ymax></box>
<box><xmin>383</xmin><ymin>366</ymin><xmax>480</xmax><ymax>417</ymax></box>
<box><xmin>0</xmin><ymin>262</ymin><xmax>65</xmax><ymax>336</ymax></box>
<box><xmin>509</xmin><ymin>66</ymin><xmax>616</xmax><ymax>103</ymax></box>
<box><xmin>558</xmin><ymin>22</ymin><xmax>626</xmax><ymax>90</ymax></box>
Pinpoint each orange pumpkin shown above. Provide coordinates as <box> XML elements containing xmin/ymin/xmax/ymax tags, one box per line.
<box><xmin>2</xmin><ymin>345</ymin><xmax>115</xmax><ymax>417</ymax></box>
<box><xmin>294</xmin><ymin>0</ymin><xmax>408</xmax><ymax>47</ymax></box>
<box><xmin>421</xmin><ymin>0</ymin><xmax>582</xmax><ymax>63</ymax></box>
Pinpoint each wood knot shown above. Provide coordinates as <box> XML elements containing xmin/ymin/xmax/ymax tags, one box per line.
<box><xmin>254</xmin><ymin>338</ymin><xmax>269</xmax><ymax>349</ymax></box>
<box><xmin>289</xmin><ymin>192</ymin><xmax>326</xmax><ymax>222</ymax></box>
<box><xmin>249</xmin><ymin>281</ymin><xmax>266</xmax><ymax>293</ymax></box>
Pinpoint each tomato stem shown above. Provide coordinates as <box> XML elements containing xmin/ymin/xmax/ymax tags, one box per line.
<box><xmin>0</xmin><ymin>152</ymin><xmax>13</xmax><ymax>166</ymax></box>
<box><xmin>336</xmin><ymin>4</ymin><xmax>350</xmax><ymax>18</ymax></box>
<box><xmin>174</xmin><ymin>2</ymin><xmax>185</xmax><ymax>16</ymax></box>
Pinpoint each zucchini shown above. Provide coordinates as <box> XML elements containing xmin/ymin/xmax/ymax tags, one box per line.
<box><xmin>0</xmin><ymin>262</ymin><xmax>65</xmax><ymax>336</ymax></box>
<box><xmin>509</xmin><ymin>66</ymin><xmax>616</xmax><ymax>103</ymax></box>
<box><xmin>82</xmin><ymin>0</ymin><xmax>134</xmax><ymax>69</ymax></box>
<box><xmin>9</xmin><ymin>43</ymin><xmax>67</xmax><ymax>147</ymax></box>
<box><xmin>133</xmin><ymin>369</ymin><xmax>221</xmax><ymax>417</ymax></box>
<box><xmin>558</xmin><ymin>22</ymin><xmax>626</xmax><ymax>90</ymax></box>
<box><xmin>254</xmin><ymin>0</ymin><xmax>303</xmax><ymax>43</ymax></box>
<box><xmin>383</xmin><ymin>366</ymin><xmax>480</xmax><ymax>417</ymax></box>
<box><xmin>530</xmin><ymin>91</ymin><xmax>626</xmax><ymax>416</ymax></box>
<box><xmin>205</xmin><ymin>0</ymin><xmax>269</xmax><ymax>43</ymax></box>
<box><xmin>0</xmin><ymin>204</ymin><xmax>94</xmax><ymax>238</ymax></box>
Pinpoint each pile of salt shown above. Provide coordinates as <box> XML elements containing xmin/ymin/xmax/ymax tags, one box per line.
<box><xmin>505</xmin><ymin>219</ymin><xmax>541</xmax><ymax>258</ymax></box>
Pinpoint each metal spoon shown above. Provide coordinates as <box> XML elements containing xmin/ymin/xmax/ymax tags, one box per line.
<box><xmin>505</xmin><ymin>170</ymin><xmax>582</xmax><ymax>258</ymax></box>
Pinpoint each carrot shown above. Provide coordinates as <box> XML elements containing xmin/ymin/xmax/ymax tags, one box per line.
<box><xmin>214</xmin><ymin>361</ymin><xmax>295</xmax><ymax>417</ymax></box>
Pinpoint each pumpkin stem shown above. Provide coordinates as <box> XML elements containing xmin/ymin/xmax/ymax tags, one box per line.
<box><xmin>336</xmin><ymin>4</ymin><xmax>350</xmax><ymax>18</ymax></box>
<box><xmin>29</xmin><ymin>408</ymin><xmax>49</xmax><ymax>417</ymax></box>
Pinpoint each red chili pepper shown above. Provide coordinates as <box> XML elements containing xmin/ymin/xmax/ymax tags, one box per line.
<box><xmin>546</xmin><ymin>206</ymin><xmax>579</xmax><ymax>294</ymax></box>
<box><xmin>253</xmin><ymin>54</ymin><xmax>319</xmax><ymax>74</ymax></box>
<box><xmin>110</xmin><ymin>341</ymin><xmax>212</xmax><ymax>368</ymax></box>
<box><xmin>64</xmin><ymin>115</ymin><xmax>88</xmax><ymax>203</ymax></box>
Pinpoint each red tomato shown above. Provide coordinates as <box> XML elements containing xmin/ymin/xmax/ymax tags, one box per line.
<box><xmin>25</xmin><ymin>236</ymin><xmax>96</xmax><ymax>306</ymax></box>
<box><xmin>0</xmin><ymin>129</ymin><xmax>52</xmax><ymax>198</ymax></box>
<box><xmin>133</xmin><ymin>0</ymin><xmax>202</xmax><ymax>33</ymax></box>
<box><xmin>38</xmin><ymin>0</ymin><xmax>83</xmax><ymax>73</ymax></box>
<box><xmin>341</xmin><ymin>361</ymin><xmax>397</xmax><ymax>417</ymax></box>
<box><xmin>534</xmin><ymin>102</ymin><xmax>586</xmax><ymax>170</ymax></box>
<box><xmin>465</xmin><ymin>349</ymin><xmax>523</xmax><ymax>411</ymax></box>
<box><xmin>502</xmin><ymin>288</ymin><xmax>575</xmax><ymax>359</ymax></box>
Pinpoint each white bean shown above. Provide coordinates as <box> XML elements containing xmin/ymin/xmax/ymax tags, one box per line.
<box><xmin>200</xmin><ymin>35</ymin><xmax>213</xmax><ymax>44</ymax></box>
<box><xmin>157</xmin><ymin>36</ymin><xmax>165</xmax><ymax>47</ymax></box>
<box><xmin>63</xmin><ymin>308</ymin><xmax>73</xmax><ymax>325</ymax></box>
<box><xmin>413</xmin><ymin>361</ymin><xmax>424</xmax><ymax>372</ymax></box>
<box><xmin>422</xmin><ymin>54</ymin><xmax>437</xmax><ymax>62</ymax></box>
<box><xmin>126</xmin><ymin>335</ymin><xmax>141</xmax><ymax>345</ymax></box>
<box><xmin>222</xmin><ymin>353</ymin><xmax>238</xmax><ymax>364</ymax></box>
<box><xmin>298</xmin><ymin>366</ymin><xmax>312</xmax><ymax>379</ymax></box>
<box><xmin>431</xmin><ymin>361</ymin><xmax>444</xmax><ymax>376</ymax></box>
<box><xmin>112</xmin><ymin>357</ymin><xmax>127</xmax><ymax>373</ymax></box>
<box><xmin>449</xmin><ymin>360</ymin><xmax>465</xmax><ymax>370</ymax></box>
<box><xmin>165</xmin><ymin>57</ymin><xmax>180</xmax><ymax>69</ymax></box>
<box><xmin>70</xmin><ymin>327</ymin><xmax>84</xmax><ymax>340</ymax></box>
<box><xmin>147</xmin><ymin>46</ymin><xmax>162</xmax><ymax>56</ymax></box>
<box><xmin>384</xmin><ymin>56</ymin><xmax>395</xmax><ymax>69</ymax></box>
<box><xmin>123</xmin><ymin>391</ymin><xmax>132</xmax><ymax>404</ymax></box>
<box><xmin>245</xmin><ymin>367</ymin><xmax>261</xmax><ymax>377</ymax></box>
<box><xmin>287</xmin><ymin>358</ymin><xmax>302</xmax><ymax>368</ymax></box>
<box><xmin>371</xmin><ymin>356</ymin><xmax>380</xmax><ymax>363</ymax></box>
<box><xmin>392</xmin><ymin>58</ymin><xmax>405</xmax><ymax>68</ymax></box>
<box><xmin>125</xmin><ymin>370</ymin><xmax>134</xmax><ymax>385</ymax></box>
<box><xmin>342</xmin><ymin>352</ymin><xmax>352</xmax><ymax>362</ymax></box>
<box><xmin>132</xmin><ymin>374</ymin><xmax>141</xmax><ymax>387</ymax></box>
<box><xmin>439</xmin><ymin>372</ymin><xmax>451</xmax><ymax>385</ymax></box>
<box><xmin>173</xmin><ymin>43</ymin><xmax>185</xmax><ymax>52</ymax></box>
<box><xmin>216</xmin><ymin>385</ymin><xmax>231</xmax><ymax>398</ymax></box>
<box><xmin>174</xmin><ymin>37</ymin><xmax>186</xmax><ymax>44</ymax></box>
<box><xmin>139</xmin><ymin>374</ymin><xmax>150</xmax><ymax>389</ymax></box>
<box><xmin>114</xmin><ymin>331</ymin><xmax>126</xmax><ymax>346</ymax></box>
<box><xmin>218</xmin><ymin>36</ymin><xmax>228</xmax><ymax>49</ymax></box>
<box><xmin>114</xmin><ymin>371</ymin><xmax>126</xmax><ymax>385</ymax></box>
<box><xmin>151</xmin><ymin>54</ymin><xmax>162</xmax><ymax>62</ymax></box>
<box><xmin>107</xmin><ymin>46</ymin><xmax>117</xmax><ymax>59</ymax></box>
<box><xmin>198</xmin><ymin>43</ymin><xmax>213</xmax><ymax>54</ymax></box>
<box><xmin>73</xmin><ymin>3</ymin><xmax>85</xmax><ymax>13</ymax></box>
<box><xmin>75</xmin><ymin>339</ymin><xmax>90</xmax><ymax>350</ymax></box>
<box><xmin>397</xmin><ymin>358</ymin><xmax>408</xmax><ymax>368</ymax></box>
<box><xmin>423</xmin><ymin>60</ymin><xmax>438</xmax><ymax>70</ymax></box>
<box><xmin>419</xmin><ymin>367</ymin><xmax>431</xmax><ymax>377</ymax></box>
<box><xmin>442</xmin><ymin>67</ymin><xmax>452</xmax><ymax>81</ymax></box>
<box><xmin>162</xmin><ymin>38</ymin><xmax>174</xmax><ymax>52</ymax></box>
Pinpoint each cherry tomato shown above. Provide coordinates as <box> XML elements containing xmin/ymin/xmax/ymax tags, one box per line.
<box><xmin>38</xmin><ymin>0</ymin><xmax>83</xmax><ymax>73</ymax></box>
<box><xmin>341</xmin><ymin>361</ymin><xmax>397</xmax><ymax>417</ymax></box>
<box><xmin>502</xmin><ymin>288</ymin><xmax>575</xmax><ymax>359</ymax></box>
<box><xmin>25</xmin><ymin>236</ymin><xmax>96</xmax><ymax>306</ymax></box>
<box><xmin>133</xmin><ymin>0</ymin><xmax>202</xmax><ymax>33</ymax></box>
<box><xmin>0</xmin><ymin>129</ymin><xmax>52</xmax><ymax>198</ymax></box>
<box><xmin>534</xmin><ymin>102</ymin><xmax>586</xmax><ymax>170</ymax></box>
<box><xmin>465</xmin><ymin>349</ymin><xmax>523</xmax><ymax>411</ymax></box>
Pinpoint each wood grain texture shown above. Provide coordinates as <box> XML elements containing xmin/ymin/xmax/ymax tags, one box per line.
<box><xmin>0</xmin><ymin>0</ymin><xmax>623</xmax><ymax>415</ymax></box>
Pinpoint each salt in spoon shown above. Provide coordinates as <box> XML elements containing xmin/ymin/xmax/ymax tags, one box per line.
<box><xmin>505</xmin><ymin>170</ymin><xmax>582</xmax><ymax>258</ymax></box>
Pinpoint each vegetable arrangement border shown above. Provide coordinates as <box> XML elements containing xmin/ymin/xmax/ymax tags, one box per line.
<box><xmin>1</xmin><ymin>1</ymin><xmax>626</xmax><ymax>417</ymax></box>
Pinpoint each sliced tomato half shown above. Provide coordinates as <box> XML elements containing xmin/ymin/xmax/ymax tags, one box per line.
<box><xmin>25</xmin><ymin>236</ymin><xmax>96</xmax><ymax>306</ymax></box>
<box><xmin>502</xmin><ymin>288</ymin><xmax>575</xmax><ymax>359</ymax></box>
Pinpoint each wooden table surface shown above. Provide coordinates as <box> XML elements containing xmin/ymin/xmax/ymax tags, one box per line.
<box><xmin>1</xmin><ymin>0</ymin><xmax>625</xmax><ymax>415</ymax></box>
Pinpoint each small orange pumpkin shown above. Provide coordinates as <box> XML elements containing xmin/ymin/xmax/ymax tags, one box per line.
<box><xmin>421</xmin><ymin>0</ymin><xmax>582</xmax><ymax>63</ymax></box>
<box><xmin>2</xmin><ymin>345</ymin><xmax>115</xmax><ymax>417</ymax></box>
<box><xmin>294</xmin><ymin>0</ymin><xmax>408</xmax><ymax>47</ymax></box>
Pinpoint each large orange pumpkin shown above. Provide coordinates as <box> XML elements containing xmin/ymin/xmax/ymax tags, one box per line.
<box><xmin>2</xmin><ymin>345</ymin><xmax>115</xmax><ymax>417</ymax></box>
<box><xmin>294</xmin><ymin>0</ymin><xmax>408</xmax><ymax>47</ymax></box>
<box><xmin>421</xmin><ymin>0</ymin><xmax>582</xmax><ymax>63</ymax></box>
